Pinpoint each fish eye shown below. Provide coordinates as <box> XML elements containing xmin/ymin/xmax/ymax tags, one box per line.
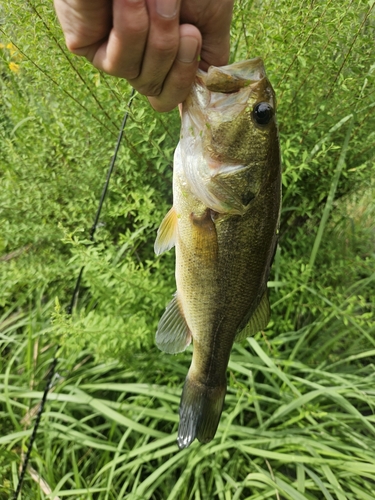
<box><xmin>253</xmin><ymin>102</ymin><xmax>274</xmax><ymax>125</ymax></box>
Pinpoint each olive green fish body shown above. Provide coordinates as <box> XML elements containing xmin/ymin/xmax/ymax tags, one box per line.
<box><xmin>155</xmin><ymin>58</ymin><xmax>281</xmax><ymax>449</ymax></box>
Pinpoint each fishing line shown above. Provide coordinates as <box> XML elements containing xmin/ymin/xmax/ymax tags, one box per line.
<box><xmin>12</xmin><ymin>87</ymin><xmax>136</xmax><ymax>500</ymax></box>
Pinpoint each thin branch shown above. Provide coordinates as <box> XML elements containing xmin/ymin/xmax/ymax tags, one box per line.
<box><xmin>26</xmin><ymin>0</ymin><xmax>119</xmax><ymax>131</ymax></box>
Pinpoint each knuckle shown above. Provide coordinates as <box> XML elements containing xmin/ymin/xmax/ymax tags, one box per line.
<box><xmin>124</xmin><ymin>71</ymin><xmax>141</xmax><ymax>80</ymax></box>
<box><xmin>65</xmin><ymin>37</ymin><xmax>85</xmax><ymax>55</ymax></box>
<box><xmin>122</xmin><ymin>21</ymin><xmax>149</xmax><ymax>37</ymax></box>
<box><xmin>120</xmin><ymin>8</ymin><xmax>149</xmax><ymax>36</ymax></box>
<box><xmin>149</xmin><ymin>99</ymin><xmax>173</xmax><ymax>113</ymax></box>
<box><xmin>125</xmin><ymin>0</ymin><xmax>144</xmax><ymax>6</ymax></box>
<box><xmin>122</xmin><ymin>65</ymin><xmax>141</xmax><ymax>81</ymax></box>
<box><xmin>136</xmin><ymin>82</ymin><xmax>163</xmax><ymax>97</ymax></box>
<box><xmin>151</xmin><ymin>34</ymin><xmax>178</xmax><ymax>55</ymax></box>
<box><xmin>171</xmin><ymin>78</ymin><xmax>191</xmax><ymax>94</ymax></box>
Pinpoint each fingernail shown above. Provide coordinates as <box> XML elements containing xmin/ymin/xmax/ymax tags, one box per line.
<box><xmin>177</xmin><ymin>37</ymin><xmax>199</xmax><ymax>63</ymax></box>
<box><xmin>156</xmin><ymin>0</ymin><xmax>178</xmax><ymax>18</ymax></box>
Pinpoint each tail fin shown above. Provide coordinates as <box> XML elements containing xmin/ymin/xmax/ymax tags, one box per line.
<box><xmin>177</xmin><ymin>375</ymin><xmax>226</xmax><ymax>449</ymax></box>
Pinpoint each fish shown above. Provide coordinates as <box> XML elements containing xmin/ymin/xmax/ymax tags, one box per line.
<box><xmin>154</xmin><ymin>58</ymin><xmax>281</xmax><ymax>449</ymax></box>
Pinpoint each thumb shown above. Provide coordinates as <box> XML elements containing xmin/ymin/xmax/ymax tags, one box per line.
<box><xmin>199</xmin><ymin>32</ymin><xmax>231</xmax><ymax>71</ymax></box>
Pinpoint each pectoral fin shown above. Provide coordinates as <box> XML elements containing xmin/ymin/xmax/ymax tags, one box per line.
<box><xmin>154</xmin><ymin>207</ymin><xmax>177</xmax><ymax>255</ymax></box>
<box><xmin>190</xmin><ymin>208</ymin><xmax>218</xmax><ymax>262</ymax></box>
<box><xmin>235</xmin><ymin>292</ymin><xmax>270</xmax><ymax>342</ymax></box>
<box><xmin>156</xmin><ymin>293</ymin><xmax>192</xmax><ymax>354</ymax></box>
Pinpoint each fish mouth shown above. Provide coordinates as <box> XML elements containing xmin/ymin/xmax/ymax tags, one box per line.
<box><xmin>189</xmin><ymin>58</ymin><xmax>275</xmax><ymax>121</ymax></box>
<box><xmin>200</xmin><ymin>58</ymin><xmax>266</xmax><ymax>94</ymax></box>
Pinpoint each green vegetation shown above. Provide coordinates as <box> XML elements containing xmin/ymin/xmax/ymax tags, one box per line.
<box><xmin>1</xmin><ymin>0</ymin><xmax>375</xmax><ymax>498</ymax></box>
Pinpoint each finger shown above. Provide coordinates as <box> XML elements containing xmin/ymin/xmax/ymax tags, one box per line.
<box><xmin>54</xmin><ymin>0</ymin><xmax>112</xmax><ymax>53</ymax></box>
<box><xmin>128</xmin><ymin>0</ymin><xmax>182</xmax><ymax>96</ymax></box>
<box><xmin>179</xmin><ymin>0</ymin><xmax>234</xmax><ymax>71</ymax></box>
<box><xmin>199</xmin><ymin>31</ymin><xmax>231</xmax><ymax>71</ymax></box>
<box><xmin>148</xmin><ymin>24</ymin><xmax>201</xmax><ymax>112</ymax></box>
<box><xmin>91</xmin><ymin>0</ymin><xmax>150</xmax><ymax>79</ymax></box>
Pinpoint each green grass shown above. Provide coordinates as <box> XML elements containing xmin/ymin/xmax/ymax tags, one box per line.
<box><xmin>2</xmin><ymin>293</ymin><xmax>375</xmax><ymax>498</ymax></box>
<box><xmin>1</xmin><ymin>0</ymin><xmax>375</xmax><ymax>498</ymax></box>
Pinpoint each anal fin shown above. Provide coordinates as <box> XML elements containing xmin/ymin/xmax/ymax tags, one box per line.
<box><xmin>154</xmin><ymin>207</ymin><xmax>177</xmax><ymax>255</ymax></box>
<box><xmin>235</xmin><ymin>291</ymin><xmax>270</xmax><ymax>342</ymax></box>
<box><xmin>156</xmin><ymin>293</ymin><xmax>192</xmax><ymax>354</ymax></box>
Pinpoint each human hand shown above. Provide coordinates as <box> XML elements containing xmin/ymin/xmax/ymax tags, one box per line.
<box><xmin>54</xmin><ymin>0</ymin><xmax>234</xmax><ymax>112</ymax></box>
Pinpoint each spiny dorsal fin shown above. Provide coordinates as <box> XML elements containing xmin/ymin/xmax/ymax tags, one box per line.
<box><xmin>154</xmin><ymin>207</ymin><xmax>177</xmax><ymax>255</ymax></box>
<box><xmin>235</xmin><ymin>291</ymin><xmax>270</xmax><ymax>342</ymax></box>
<box><xmin>156</xmin><ymin>293</ymin><xmax>192</xmax><ymax>354</ymax></box>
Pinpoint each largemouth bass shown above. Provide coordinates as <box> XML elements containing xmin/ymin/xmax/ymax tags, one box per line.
<box><xmin>154</xmin><ymin>58</ymin><xmax>281</xmax><ymax>449</ymax></box>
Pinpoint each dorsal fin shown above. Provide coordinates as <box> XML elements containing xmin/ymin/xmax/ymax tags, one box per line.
<box><xmin>235</xmin><ymin>292</ymin><xmax>270</xmax><ymax>342</ymax></box>
<box><xmin>156</xmin><ymin>293</ymin><xmax>192</xmax><ymax>354</ymax></box>
<box><xmin>154</xmin><ymin>207</ymin><xmax>177</xmax><ymax>255</ymax></box>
